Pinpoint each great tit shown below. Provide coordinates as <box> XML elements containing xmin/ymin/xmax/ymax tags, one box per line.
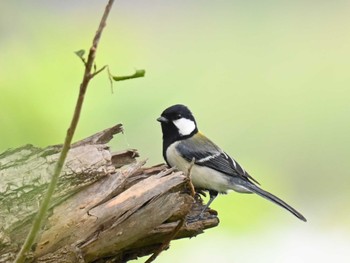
<box><xmin>157</xmin><ymin>104</ymin><xmax>306</xmax><ymax>222</ymax></box>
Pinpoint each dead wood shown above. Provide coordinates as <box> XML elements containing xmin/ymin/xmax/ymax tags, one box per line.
<box><xmin>0</xmin><ymin>124</ymin><xmax>219</xmax><ymax>262</ymax></box>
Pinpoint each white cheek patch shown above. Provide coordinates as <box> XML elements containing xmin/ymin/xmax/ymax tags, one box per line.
<box><xmin>173</xmin><ymin>118</ymin><xmax>196</xmax><ymax>136</ymax></box>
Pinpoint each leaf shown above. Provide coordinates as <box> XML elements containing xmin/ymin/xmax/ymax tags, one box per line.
<box><xmin>74</xmin><ymin>49</ymin><xmax>86</xmax><ymax>59</ymax></box>
<box><xmin>111</xmin><ymin>69</ymin><xmax>146</xmax><ymax>81</ymax></box>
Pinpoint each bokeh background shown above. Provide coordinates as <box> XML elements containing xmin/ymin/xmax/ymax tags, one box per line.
<box><xmin>1</xmin><ymin>1</ymin><xmax>350</xmax><ymax>262</ymax></box>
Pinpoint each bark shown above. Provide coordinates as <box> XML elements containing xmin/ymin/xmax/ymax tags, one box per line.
<box><xmin>0</xmin><ymin>124</ymin><xmax>219</xmax><ymax>262</ymax></box>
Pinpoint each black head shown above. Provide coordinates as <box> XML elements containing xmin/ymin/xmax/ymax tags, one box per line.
<box><xmin>157</xmin><ymin>104</ymin><xmax>198</xmax><ymax>144</ymax></box>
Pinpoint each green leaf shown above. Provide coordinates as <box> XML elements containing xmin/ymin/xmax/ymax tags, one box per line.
<box><xmin>112</xmin><ymin>69</ymin><xmax>146</xmax><ymax>81</ymax></box>
<box><xmin>74</xmin><ymin>49</ymin><xmax>85</xmax><ymax>59</ymax></box>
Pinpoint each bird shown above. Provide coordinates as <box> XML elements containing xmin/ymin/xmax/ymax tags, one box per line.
<box><xmin>157</xmin><ymin>104</ymin><xmax>306</xmax><ymax>222</ymax></box>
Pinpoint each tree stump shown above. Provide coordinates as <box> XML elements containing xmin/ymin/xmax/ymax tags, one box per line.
<box><xmin>0</xmin><ymin>124</ymin><xmax>219</xmax><ymax>262</ymax></box>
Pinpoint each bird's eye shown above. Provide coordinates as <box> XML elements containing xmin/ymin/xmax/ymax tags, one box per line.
<box><xmin>176</xmin><ymin>114</ymin><xmax>182</xmax><ymax>119</ymax></box>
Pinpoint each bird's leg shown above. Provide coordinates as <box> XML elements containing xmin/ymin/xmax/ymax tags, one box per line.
<box><xmin>187</xmin><ymin>190</ymin><xmax>218</xmax><ymax>223</ymax></box>
<box><xmin>198</xmin><ymin>190</ymin><xmax>218</xmax><ymax>218</ymax></box>
<box><xmin>194</xmin><ymin>189</ymin><xmax>207</xmax><ymax>199</ymax></box>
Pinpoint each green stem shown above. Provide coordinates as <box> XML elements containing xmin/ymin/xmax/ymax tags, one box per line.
<box><xmin>14</xmin><ymin>1</ymin><xmax>115</xmax><ymax>262</ymax></box>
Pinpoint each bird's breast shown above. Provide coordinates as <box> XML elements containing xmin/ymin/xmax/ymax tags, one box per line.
<box><xmin>165</xmin><ymin>142</ymin><xmax>232</xmax><ymax>193</ymax></box>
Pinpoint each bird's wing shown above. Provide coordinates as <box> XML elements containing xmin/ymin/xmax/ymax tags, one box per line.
<box><xmin>176</xmin><ymin>132</ymin><xmax>260</xmax><ymax>184</ymax></box>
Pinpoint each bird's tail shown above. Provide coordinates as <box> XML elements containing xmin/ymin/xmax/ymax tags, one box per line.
<box><xmin>243</xmin><ymin>182</ymin><xmax>307</xmax><ymax>222</ymax></box>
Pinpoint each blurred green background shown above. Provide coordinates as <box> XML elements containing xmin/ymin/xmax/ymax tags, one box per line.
<box><xmin>1</xmin><ymin>1</ymin><xmax>349</xmax><ymax>262</ymax></box>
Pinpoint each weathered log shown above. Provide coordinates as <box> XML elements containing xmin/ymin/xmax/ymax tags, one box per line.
<box><xmin>0</xmin><ymin>124</ymin><xmax>219</xmax><ymax>262</ymax></box>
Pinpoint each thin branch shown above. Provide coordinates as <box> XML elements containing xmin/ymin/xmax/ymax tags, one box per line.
<box><xmin>186</xmin><ymin>158</ymin><xmax>196</xmax><ymax>197</ymax></box>
<box><xmin>107</xmin><ymin>66</ymin><xmax>114</xmax><ymax>93</ymax></box>
<box><xmin>14</xmin><ymin>1</ymin><xmax>115</xmax><ymax>262</ymax></box>
<box><xmin>91</xmin><ymin>65</ymin><xmax>107</xmax><ymax>78</ymax></box>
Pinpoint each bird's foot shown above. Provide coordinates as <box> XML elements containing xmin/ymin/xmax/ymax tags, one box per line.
<box><xmin>186</xmin><ymin>214</ymin><xmax>204</xmax><ymax>223</ymax></box>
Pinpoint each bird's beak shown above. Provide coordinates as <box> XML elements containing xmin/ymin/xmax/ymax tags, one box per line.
<box><xmin>157</xmin><ymin>116</ymin><xmax>169</xmax><ymax>123</ymax></box>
